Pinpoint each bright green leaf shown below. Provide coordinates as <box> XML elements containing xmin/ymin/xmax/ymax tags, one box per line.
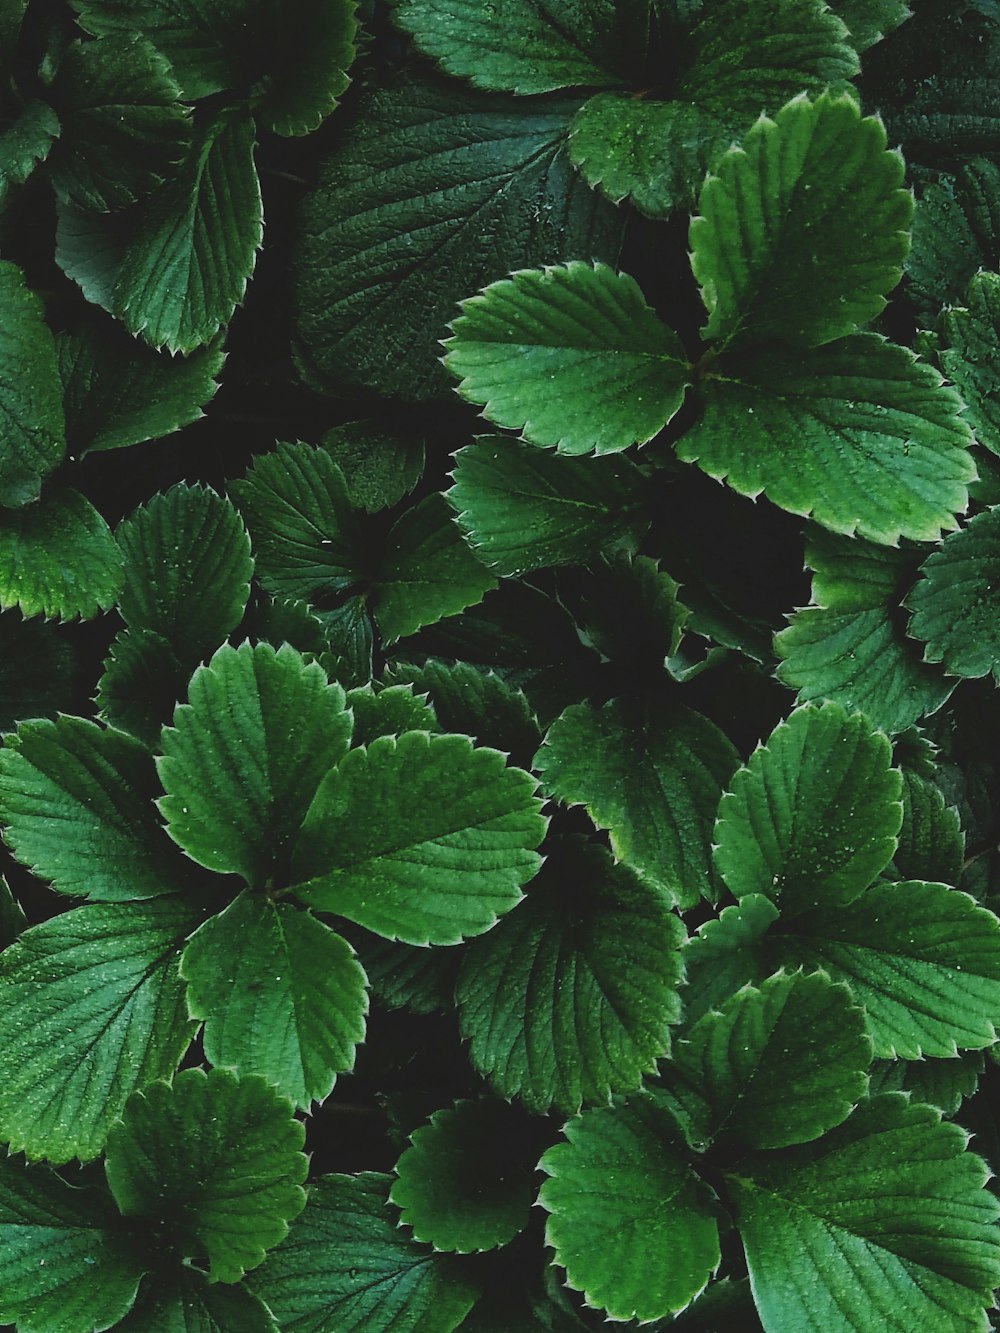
<box><xmin>942</xmin><ymin>271</ymin><xmax>1000</xmax><ymax>456</ymax></box>
<box><xmin>0</xmin><ymin>261</ymin><xmax>65</xmax><ymax>508</ymax></box>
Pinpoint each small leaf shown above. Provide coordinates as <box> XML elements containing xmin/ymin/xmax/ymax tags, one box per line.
<box><xmin>347</xmin><ymin>683</ymin><xmax>437</xmax><ymax>747</ymax></box>
<box><xmin>321</xmin><ymin>421</ymin><xmax>425</xmax><ymax>513</ymax></box>
<box><xmin>247</xmin><ymin>1173</ymin><xmax>479</xmax><ymax>1333</ymax></box>
<box><xmin>292</xmin><ymin>730</ymin><xmax>546</xmax><ymax>944</ymax></box>
<box><xmin>384</xmin><ymin>659</ymin><xmax>541</xmax><ymax>759</ymax></box>
<box><xmin>0</xmin><ymin>1155</ymin><xmax>144</xmax><ymax>1333</ymax></box>
<box><xmin>445</xmin><ymin>262</ymin><xmax>690</xmax><ymax>455</ymax></box>
<box><xmin>680</xmin><ymin>894</ymin><xmax>780</xmax><ymax>1029</ymax></box>
<box><xmin>535</xmin><ymin>695</ymin><xmax>739</xmax><ymax>909</ymax></box>
<box><xmin>391</xmin><ymin>1098</ymin><xmax>535</xmax><ymax>1253</ymax></box>
<box><xmin>729</xmin><ymin>1095</ymin><xmax>1000</xmax><ymax>1333</ymax></box>
<box><xmin>868</xmin><ymin>1051</ymin><xmax>983</xmax><ymax>1117</ymax></box>
<box><xmin>678</xmin><ymin>335</ymin><xmax>975</xmax><ymax>546</ymax></box>
<box><xmin>827</xmin><ymin>0</ymin><xmax>911</xmax><ymax>51</ymax></box>
<box><xmin>115</xmin><ymin>1268</ymin><xmax>278</xmax><ymax>1333</ymax></box>
<box><xmin>157</xmin><ymin>642</ymin><xmax>353</xmax><ymax>885</ymax></box>
<box><xmin>0</xmin><ymin>260</ymin><xmax>65</xmax><ymax>508</ymax></box>
<box><xmin>0</xmin><ymin>876</ymin><xmax>26</xmax><ymax>946</ymax></box>
<box><xmin>714</xmin><ymin>701</ymin><xmax>903</xmax><ymax>916</ymax></box>
<box><xmin>456</xmin><ymin>836</ymin><xmax>686</xmax><ymax>1113</ymax></box>
<box><xmin>894</xmin><ymin>769</ymin><xmax>964</xmax><ymax>884</ymax></box>
<box><xmin>181</xmin><ymin>891</ymin><xmax>367</xmax><ymax>1109</ymax></box>
<box><xmin>349</xmin><ymin>929</ymin><xmax>458</xmax><ymax>1015</ymax></box>
<box><xmin>105</xmin><ymin>1068</ymin><xmax>307</xmax><ymax>1283</ymax></box>
<box><xmin>0</xmin><ymin>609</ymin><xmax>76</xmax><ymax>732</ymax></box>
<box><xmin>47</xmin><ymin>34</ymin><xmax>190</xmax><ymax>210</ymax></box>
<box><xmin>557</xmin><ymin>553</ymin><xmax>689</xmax><ymax>667</ymax></box>
<box><xmin>0</xmin><ymin>897</ymin><xmax>199</xmax><ymax>1163</ymax></box>
<box><xmin>906</xmin><ymin>160</ymin><xmax>1000</xmax><ymax>322</ymax></box>
<box><xmin>448</xmin><ymin>437</ymin><xmax>646</xmax><ymax>575</ymax></box>
<box><xmin>0</xmin><ymin>98</ymin><xmax>60</xmax><ymax>201</ymax></box>
<box><xmin>54</xmin><ymin>194</ymin><xmax>132</xmax><ymax>310</ymax></box>
<box><xmin>539</xmin><ymin>1091</ymin><xmax>720</xmax><ymax>1323</ymax></box>
<box><xmin>942</xmin><ymin>273</ymin><xmax>1000</xmax><ymax>457</ymax></box>
<box><xmin>374</xmin><ymin>493</ymin><xmax>497</xmax><ymax>643</ymax></box>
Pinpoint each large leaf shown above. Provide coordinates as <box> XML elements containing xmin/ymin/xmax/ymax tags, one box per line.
<box><xmin>539</xmin><ymin>1092</ymin><xmax>720</xmax><ymax>1323</ymax></box>
<box><xmin>677</xmin><ymin>335</ymin><xmax>975</xmax><ymax>545</ymax></box>
<box><xmin>157</xmin><ymin>642</ymin><xmax>353</xmax><ymax>885</ymax></box>
<box><xmin>291</xmin><ymin>730</ymin><xmax>546</xmax><ymax>944</ymax></box>
<box><xmin>906</xmin><ymin>505</ymin><xmax>1000</xmax><ymax>681</ymax></box>
<box><xmin>456</xmin><ymin>837</ymin><xmax>685</xmax><ymax>1113</ymax></box>
<box><xmin>0</xmin><ymin>1156</ymin><xmax>144</xmax><ymax>1333</ymax></box>
<box><xmin>293</xmin><ymin>76</ymin><xmax>621</xmax><ymax>400</ymax></box>
<box><xmin>181</xmin><ymin>891</ymin><xmax>367</xmax><ymax>1108</ymax></box>
<box><xmin>0</xmin><ymin>715</ymin><xmax>194</xmax><ymax>901</ymax></box>
<box><xmin>112</xmin><ymin>105</ymin><xmax>262</xmax><ymax>352</ymax></box>
<box><xmin>0</xmin><ymin>897</ymin><xmax>199</xmax><ymax>1162</ymax></box>
<box><xmin>713</xmin><ymin>702</ymin><xmax>903</xmax><ymax>916</ymax></box>
<box><xmin>115</xmin><ymin>1269</ymin><xmax>278</xmax><ymax>1333</ymax></box>
<box><xmin>691</xmin><ymin>92</ymin><xmax>911</xmax><ymax>350</ymax></box>
<box><xmin>247</xmin><ymin>1173</ymin><xmax>479</xmax><ymax>1333</ymax></box>
<box><xmin>0</xmin><ymin>261</ymin><xmax>65</xmax><ymax>508</ymax></box>
<box><xmin>106</xmin><ymin>1069</ymin><xmax>307</xmax><ymax>1283</ymax></box>
<box><xmin>444</xmin><ymin>262</ymin><xmax>690</xmax><ymax>455</ymax></box>
<box><xmin>729</xmin><ymin>1095</ymin><xmax>1000</xmax><ymax>1333</ymax></box>
<box><xmin>942</xmin><ymin>271</ymin><xmax>1000</xmax><ymax>456</ymax></box>
<box><xmin>448</xmin><ymin>437</ymin><xmax>646</xmax><ymax>575</ymax></box>
<box><xmin>534</xmin><ymin>695</ymin><xmax>739</xmax><ymax>909</ymax></box>
<box><xmin>47</xmin><ymin>34</ymin><xmax>190</xmax><ymax>210</ymax></box>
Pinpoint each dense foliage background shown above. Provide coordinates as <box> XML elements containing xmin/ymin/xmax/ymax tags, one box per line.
<box><xmin>5</xmin><ymin>0</ymin><xmax>1000</xmax><ymax>1329</ymax></box>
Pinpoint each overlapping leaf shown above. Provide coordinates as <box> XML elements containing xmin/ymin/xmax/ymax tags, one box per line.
<box><xmin>0</xmin><ymin>99</ymin><xmax>60</xmax><ymax>203</ymax></box>
<box><xmin>0</xmin><ymin>610</ymin><xmax>76</xmax><ymax>732</ymax></box>
<box><xmin>906</xmin><ymin>159</ymin><xmax>1000</xmax><ymax>320</ymax></box>
<box><xmin>346</xmin><ymin>683</ymin><xmax>437</xmax><ymax>746</ymax></box>
<box><xmin>321</xmin><ymin>422</ymin><xmax>424</xmax><ymax>513</ymax></box>
<box><xmin>385</xmin><ymin>659</ymin><xmax>541</xmax><ymax>759</ymax></box>
<box><xmin>942</xmin><ymin>271</ymin><xmax>1000</xmax><ymax>456</ymax></box>
<box><xmin>894</xmin><ymin>769</ymin><xmax>964</xmax><ymax>884</ymax></box>
<box><xmin>0</xmin><ymin>487</ymin><xmax>123</xmax><ymax>620</ymax></box>
<box><xmin>115</xmin><ymin>1269</ymin><xmax>279</xmax><ymax>1333</ymax></box>
<box><xmin>0</xmin><ymin>261</ymin><xmax>65</xmax><ymax>507</ymax></box>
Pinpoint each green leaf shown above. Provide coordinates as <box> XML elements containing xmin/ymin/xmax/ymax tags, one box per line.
<box><xmin>0</xmin><ymin>1155</ymin><xmax>144</xmax><ymax>1333</ymax></box>
<box><xmin>115</xmin><ymin>1268</ymin><xmax>279</xmax><ymax>1333</ymax></box>
<box><xmin>907</xmin><ymin>505</ymin><xmax>1000</xmax><ymax>681</ymax></box>
<box><xmin>680</xmin><ymin>894</ymin><xmax>780</xmax><ymax>1029</ymax></box>
<box><xmin>827</xmin><ymin>0</ymin><xmax>911</xmax><ymax>50</ymax></box>
<box><xmin>106</xmin><ymin>1068</ymin><xmax>307</xmax><ymax>1283</ymax></box>
<box><xmin>0</xmin><ymin>98</ymin><xmax>60</xmax><ymax>201</ymax></box>
<box><xmin>54</xmin><ymin>195</ymin><xmax>132</xmax><ymax>311</ymax></box>
<box><xmin>0</xmin><ymin>260</ymin><xmax>65</xmax><ymax>508</ymax></box>
<box><xmin>672</xmin><ymin>970</ymin><xmax>871</xmax><ymax>1151</ymax></box>
<box><xmin>0</xmin><ymin>875</ymin><xmax>26</xmax><ymax>946</ymax></box>
<box><xmin>374</xmin><ymin>493</ymin><xmax>498</xmax><ymax>643</ymax></box>
<box><xmin>349</xmin><ymin>929</ymin><xmax>458</xmax><ymax>1015</ymax></box>
<box><xmin>447</xmin><ymin>438</ymin><xmax>646</xmax><ymax>576</ymax></box>
<box><xmin>229</xmin><ymin>440</ymin><xmax>366</xmax><ymax>612</ymax></box>
<box><xmin>906</xmin><ymin>160</ymin><xmax>1000</xmax><ymax>322</ymax></box>
<box><xmin>535</xmin><ymin>695</ymin><xmax>739</xmax><ymax>909</ymax></box>
<box><xmin>692</xmin><ymin>92</ymin><xmax>910</xmax><ymax>350</ymax></box>
<box><xmin>0</xmin><ymin>715</ymin><xmax>195</xmax><ymax>900</ymax></box>
<box><xmin>319</xmin><ymin>595</ymin><xmax>374</xmax><ymax>688</ymax></box>
<box><xmin>384</xmin><ymin>659</ymin><xmax>541</xmax><ymax>760</ymax></box>
<box><xmin>117</xmin><ymin>484</ymin><xmax>253</xmax><ymax>662</ymax></box>
<box><xmin>157</xmin><ymin>642</ymin><xmax>353</xmax><ymax>885</ymax></box>
<box><xmin>47</xmin><ymin>34</ymin><xmax>190</xmax><ymax>211</ymax></box>
<box><xmin>293</xmin><ymin>76</ymin><xmax>622</xmax><ymax>400</ymax></box>
<box><xmin>346</xmin><ymin>683</ymin><xmax>438</xmax><ymax>747</ymax></box>
<box><xmin>942</xmin><ymin>271</ymin><xmax>1000</xmax><ymax>457</ymax></box>
<box><xmin>292</xmin><ymin>730</ymin><xmax>546</xmax><ymax>944</ymax></box>
<box><xmin>445</xmin><ymin>262</ymin><xmax>690</xmax><ymax>456</ymax></box>
<box><xmin>678</xmin><ymin>335</ymin><xmax>975</xmax><ymax>545</ymax></box>
<box><xmin>181</xmin><ymin>891</ymin><xmax>367</xmax><ymax>1109</ymax></box>
<box><xmin>0</xmin><ymin>486</ymin><xmax>123</xmax><ymax>621</ymax></box>
<box><xmin>894</xmin><ymin>769</ymin><xmax>964</xmax><ymax>884</ymax></box>
<box><xmin>456</xmin><ymin>836</ymin><xmax>686</xmax><ymax>1113</ymax></box>
<box><xmin>728</xmin><ymin>1095</ymin><xmax>1000</xmax><ymax>1333</ymax></box>
<box><xmin>391</xmin><ymin>1098</ymin><xmax>535</xmax><ymax>1253</ymax></box>
<box><xmin>57</xmin><ymin>316</ymin><xmax>223</xmax><ymax>456</ymax></box>
<box><xmin>96</xmin><ymin>627</ymin><xmax>191</xmax><ymax>749</ymax></box>
<box><xmin>868</xmin><ymin>1051</ymin><xmax>983</xmax><ymax>1117</ymax></box>
<box><xmin>389</xmin><ymin>0</ymin><xmax>645</xmax><ymax>94</ymax></box>
<box><xmin>0</xmin><ymin>897</ymin><xmax>199</xmax><ymax>1163</ymax></box>
<box><xmin>775</xmin><ymin>526</ymin><xmax>954</xmax><ymax>733</ymax></box>
<box><xmin>539</xmin><ymin>1092</ymin><xmax>720</xmax><ymax>1323</ymax></box>
<box><xmin>247</xmin><ymin>1173</ymin><xmax>479</xmax><ymax>1333</ymax></box>
<box><xmin>0</xmin><ymin>609</ymin><xmax>76</xmax><ymax>732</ymax></box>
<box><xmin>112</xmin><ymin>105</ymin><xmax>262</xmax><ymax>352</ymax></box>
<box><xmin>556</xmin><ymin>553</ymin><xmax>689</xmax><ymax>667</ymax></box>
<box><xmin>320</xmin><ymin>422</ymin><xmax>425</xmax><ymax>513</ymax></box>
<box><xmin>714</xmin><ymin>701</ymin><xmax>903</xmax><ymax>916</ymax></box>
<box><xmin>781</xmin><ymin>880</ymin><xmax>1000</xmax><ymax>1058</ymax></box>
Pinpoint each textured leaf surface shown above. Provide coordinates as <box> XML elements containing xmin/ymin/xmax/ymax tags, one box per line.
<box><xmin>828</xmin><ymin>0</ymin><xmax>910</xmax><ymax>50</ymax></box>
<box><xmin>0</xmin><ymin>1156</ymin><xmax>144</xmax><ymax>1333</ymax></box>
<box><xmin>907</xmin><ymin>505</ymin><xmax>1000</xmax><ymax>681</ymax></box>
<box><xmin>385</xmin><ymin>659</ymin><xmax>541</xmax><ymax>760</ymax></box>
<box><xmin>0</xmin><ymin>715</ymin><xmax>194</xmax><ymax>901</ymax></box>
<box><xmin>106</xmin><ymin>1068</ymin><xmax>307</xmax><ymax>1283</ymax></box>
<box><xmin>445</xmin><ymin>262</ymin><xmax>690</xmax><ymax>454</ymax></box>
<box><xmin>692</xmin><ymin>92</ymin><xmax>911</xmax><ymax>350</ymax></box>
<box><xmin>678</xmin><ymin>335</ymin><xmax>975</xmax><ymax>545</ymax></box>
<box><xmin>96</xmin><ymin>627</ymin><xmax>191</xmax><ymax>749</ymax></box>
<box><xmin>115</xmin><ymin>1268</ymin><xmax>278</xmax><ymax>1333</ymax></box>
<box><xmin>0</xmin><ymin>98</ymin><xmax>60</xmax><ymax>201</ymax></box>
<box><xmin>680</xmin><ymin>894</ymin><xmax>779</xmax><ymax>1029</ymax></box>
<box><xmin>48</xmin><ymin>34</ymin><xmax>190</xmax><ymax>210</ymax></box>
<box><xmin>347</xmin><ymin>683</ymin><xmax>437</xmax><ymax>747</ymax></box>
<box><xmin>906</xmin><ymin>159</ymin><xmax>1000</xmax><ymax>321</ymax></box>
<box><xmin>942</xmin><ymin>271</ymin><xmax>1000</xmax><ymax>457</ymax></box>
<box><xmin>729</xmin><ymin>1095</ymin><xmax>1000</xmax><ymax>1333</ymax></box>
<box><xmin>539</xmin><ymin>1092</ymin><xmax>720</xmax><ymax>1323</ymax></box>
<box><xmin>0</xmin><ymin>897</ymin><xmax>198</xmax><ymax>1162</ymax></box>
<box><xmin>448</xmin><ymin>438</ymin><xmax>645</xmax><ymax>575</ymax></box>
<box><xmin>112</xmin><ymin>106</ymin><xmax>262</xmax><ymax>351</ymax></box>
<box><xmin>0</xmin><ymin>487</ymin><xmax>123</xmax><ymax>620</ymax></box>
<box><xmin>391</xmin><ymin>1098</ymin><xmax>535</xmax><ymax>1252</ymax></box>
<box><xmin>293</xmin><ymin>77</ymin><xmax>621</xmax><ymax>400</ymax></box>
<box><xmin>321</xmin><ymin>422</ymin><xmax>425</xmax><ymax>513</ymax></box>
<box><xmin>535</xmin><ymin>696</ymin><xmax>739</xmax><ymax>909</ymax></box>
<box><xmin>456</xmin><ymin>837</ymin><xmax>685</xmax><ymax>1112</ymax></box>
<box><xmin>782</xmin><ymin>880</ymin><xmax>1000</xmax><ymax>1058</ymax></box>
<box><xmin>181</xmin><ymin>892</ymin><xmax>367</xmax><ymax>1108</ymax></box>
<box><xmin>714</xmin><ymin>702</ymin><xmax>902</xmax><ymax>916</ymax></box>
<box><xmin>0</xmin><ymin>261</ymin><xmax>65</xmax><ymax>507</ymax></box>
<box><xmin>158</xmin><ymin>642</ymin><xmax>353</xmax><ymax>884</ymax></box>
<box><xmin>894</xmin><ymin>770</ymin><xmax>964</xmax><ymax>885</ymax></box>
<box><xmin>248</xmin><ymin>1173</ymin><xmax>478</xmax><ymax>1333</ymax></box>
<box><xmin>292</xmin><ymin>731</ymin><xmax>545</xmax><ymax>944</ymax></box>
